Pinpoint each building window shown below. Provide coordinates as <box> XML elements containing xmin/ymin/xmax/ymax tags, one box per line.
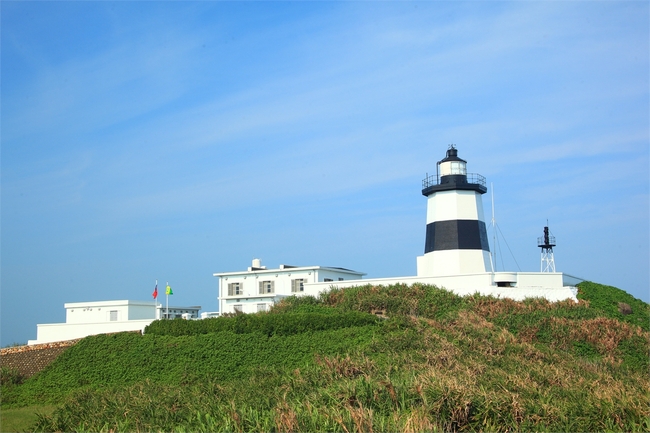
<box><xmin>259</xmin><ymin>280</ymin><xmax>275</xmax><ymax>294</ymax></box>
<box><xmin>324</xmin><ymin>278</ymin><xmax>333</xmax><ymax>282</ymax></box>
<box><xmin>109</xmin><ymin>310</ymin><xmax>118</xmax><ymax>321</ymax></box>
<box><xmin>233</xmin><ymin>304</ymin><xmax>243</xmax><ymax>313</ymax></box>
<box><xmin>338</xmin><ymin>278</ymin><xmax>344</xmax><ymax>281</ymax></box>
<box><xmin>257</xmin><ymin>303</ymin><xmax>267</xmax><ymax>312</ymax></box>
<box><xmin>228</xmin><ymin>282</ymin><xmax>242</xmax><ymax>296</ymax></box>
<box><xmin>291</xmin><ymin>278</ymin><xmax>306</xmax><ymax>293</ymax></box>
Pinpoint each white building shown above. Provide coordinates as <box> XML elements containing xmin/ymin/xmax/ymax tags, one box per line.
<box><xmin>158</xmin><ymin>304</ymin><xmax>202</xmax><ymax>320</ymax></box>
<box><xmin>28</xmin><ymin>300</ymin><xmax>201</xmax><ymax>345</ymax></box>
<box><xmin>214</xmin><ymin>259</ymin><xmax>365</xmax><ymax>314</ymax></box>
<box><xmin>215</xmin><ymin>147</ymin><xmax>582</xmax><ymax>309</ymax></box>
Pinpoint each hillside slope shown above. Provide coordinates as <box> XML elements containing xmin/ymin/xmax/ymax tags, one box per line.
<box><xmin>2</xmin><ymin>281</ymin><xmax>648</xmax><ymax>432</ymax></box>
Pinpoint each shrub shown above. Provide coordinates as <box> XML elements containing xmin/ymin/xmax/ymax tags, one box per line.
<box><xmin>319</xmin><ymin>283</ymin><xmax>466</xmax><ymax>321</ymax></box>
<box><xmin>1</xmin><ymin>366</ymin><xmax>25</xmax><ymax>386</ymax></box>
<box><xmin>145</xmin><ymin>311</ymin><xmax>380</xmax><ymax>337</ymax></box>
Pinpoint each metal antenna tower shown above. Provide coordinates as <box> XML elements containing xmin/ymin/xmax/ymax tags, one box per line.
<box><xmin>538</xmin><ymin>222</ymin><xmax>556</xmax><ymax>272</ymax></box>
<box><xmin>490</xmin><ymin>183</ymin><xmax>496</xmax><ymax>271</ymax></box>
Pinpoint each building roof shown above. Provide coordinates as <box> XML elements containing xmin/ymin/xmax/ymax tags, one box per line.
<box><xmin>64</xmin><ymin>300</ymin><xmax>201</xmax><ymax>310</ymax></box>
<box><xmin>213</xmin><ymin>265</ymin><xmax>366</xmax><ymax>277</ymax></box>
<box><xmin>64</xmin><ymin>300</ymin><xmax>158</xmax><ymax>309</ymax></box>
<box><xmin>155</xmin><ymin>305</ymin><xmax>202</xmax><ymax>310</ymax></box>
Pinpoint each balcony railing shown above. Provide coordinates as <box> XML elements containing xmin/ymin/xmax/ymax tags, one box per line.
<box><xmin>422</xmin><ymin>173</ymin><xmax>486</xmax><ymax>190</ymax></box>
<box><xmin>538</xmin><ymin>236</ymin><xmax>556</xmax><ymax>247</ymax></box>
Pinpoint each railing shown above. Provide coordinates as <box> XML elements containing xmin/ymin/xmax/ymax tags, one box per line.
<box><xmin>422</xmin><ymin>173</ymin><xmax>486</xmax><ymax>190</ymax></box>
<box><xmin>538</xmin><ymin>236</ymin><xmax>556</xmax><ymax>247</ymax></box>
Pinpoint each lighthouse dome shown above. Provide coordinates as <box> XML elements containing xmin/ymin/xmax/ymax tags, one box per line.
<box><xmin>439</xmin><ymin>146</ymin><xmax>467</xmax><ymax>176</ymax></box>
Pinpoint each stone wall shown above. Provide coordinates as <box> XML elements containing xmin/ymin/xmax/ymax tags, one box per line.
<box><xmin>1</xmin><ymin>340</ymin><xmax>79</xmax><ymax>378</ymax></box>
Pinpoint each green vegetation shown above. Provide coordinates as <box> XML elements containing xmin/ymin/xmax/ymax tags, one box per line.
<box><xmin>2</xmin><ymin>282</ymin><xmax>648</xmax><ymax>432</ymax></box>
<box><xmin>577</xmin><ymin>281</ymin><xmax>650</xmax><ymax>331</ymax></box>
<box><xmin>1</xmin><ymin>366</ymin><xmax>26</xmax><ymax>386</ymax></box>
<box><xmin>0</xmin><ymin>405</ymin><xmax>56</xmax><ymax>433</ymax></box>
<box><xmin>144</xmin><ymin>310</ymin><xmax>380</xmax><ymax>336</ymax></box>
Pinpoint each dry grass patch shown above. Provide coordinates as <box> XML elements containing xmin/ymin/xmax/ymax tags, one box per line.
<box><xmin>468</xmin><ymin>296</ymin><xmax>587</xmax><ymax>319</ymax></box>
<box><xmin>553</xmin><ymin>316</ymin><xmax>646</xmax><ymax>352</ymax></box>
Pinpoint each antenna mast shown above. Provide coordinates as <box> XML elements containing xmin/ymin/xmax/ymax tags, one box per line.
<box><xmin>490</xmin><ymin>183</ymin><xmax>496</xmax><ymax>271</ymax></box>
<box><xmin>538</xmin><ymin>221</ymin><xmax>556</xmax><ymax>272</ymax></box>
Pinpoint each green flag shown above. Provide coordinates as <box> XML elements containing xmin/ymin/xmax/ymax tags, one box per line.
<box><xmin>166</xmin><ymin>284</ymin><xmax>173</xmax><ymax>295</ymax></box>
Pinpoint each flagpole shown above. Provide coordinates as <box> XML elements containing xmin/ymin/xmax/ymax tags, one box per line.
<box><xmin>155</xmin><ymin>279</ymin><xmax>158</xmax><ymax>319</ymax></box>
<box><xmin>166</xmin><ymin>281</ymin><xmax>169</xmax><ymax>320</ymax></box>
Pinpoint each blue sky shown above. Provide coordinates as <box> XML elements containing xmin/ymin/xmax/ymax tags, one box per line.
<box><xmin>2</xmin><ymin>1</ymin><xmax>648</xmax><ymax>345</ymax></box>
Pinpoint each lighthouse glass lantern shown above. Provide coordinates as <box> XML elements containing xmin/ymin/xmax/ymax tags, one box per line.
<box><xmin>439</xmin><ymin>158</ymin><xmax>467</xmax><ymax>177</ymax></box>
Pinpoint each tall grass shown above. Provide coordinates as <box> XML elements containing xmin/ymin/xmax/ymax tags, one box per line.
<box><xmin>9</xmin><ymin>282</ymin><xmax>650</xmax><ymax>432</ymax></box>
<box><xmin>32</xmin><ymin>343</ymin><xmax>649</xmax><ymax>432</ymax></box>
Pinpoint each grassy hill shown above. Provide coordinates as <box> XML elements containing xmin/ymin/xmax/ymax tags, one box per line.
<box><xmin>2</xmin><ymin>281</ymin><xmax>648</xmax><ymax>432</ymax></box>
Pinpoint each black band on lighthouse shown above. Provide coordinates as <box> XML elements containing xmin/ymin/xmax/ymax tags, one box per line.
<box><xmin>424</xmin><ymin>220</ymin><xmax>490</xmax><ymax>253</ymax></box>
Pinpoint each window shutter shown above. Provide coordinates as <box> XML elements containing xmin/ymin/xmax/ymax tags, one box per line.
<box><xmin>291</xmin><ymin>279</ymin><xmax>305</xmax><ymax>292</ymax></box>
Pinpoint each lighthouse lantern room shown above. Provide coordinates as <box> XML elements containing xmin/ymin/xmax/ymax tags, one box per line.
<box><xmin>417</xmin><ymin>146</ymin><xmax>493</xmax><ymax>276</ymax></box>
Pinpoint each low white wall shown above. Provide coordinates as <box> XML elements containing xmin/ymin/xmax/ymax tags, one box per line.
<box><xmin>562</xmin><ymin>273</ymin><xmax>585</xmax><ymax>286</ymax></box>
<box><xmin>128</xmin><ymin>304</ymin><xmax>157</xmax><ymax>320</ymax></box>
<box><xmin>28</xmin><ymin>319</ymin><xmax>154</xmax><ymax>345</ymax></box>
<box><xmin>515</xmin><ymin>272</ymin><xmax>564</xmax><ymax>288</ymax></box>
<box><xmin>306</xmin><ymin>272</ymin><xmax>578</xmax><ymax>303</ymax></box>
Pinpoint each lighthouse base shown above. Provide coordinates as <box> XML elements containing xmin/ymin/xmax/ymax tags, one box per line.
<box><xmin>416</xmin><ymin>250</ymin><xmax>493</xmax><ymax>277</ymax></box>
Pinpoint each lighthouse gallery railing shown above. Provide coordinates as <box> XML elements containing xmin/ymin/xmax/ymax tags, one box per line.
<box><xmin>422</xmin><ymin>173</ymin><xmax>486</xmax><ymax>190</ymax></box>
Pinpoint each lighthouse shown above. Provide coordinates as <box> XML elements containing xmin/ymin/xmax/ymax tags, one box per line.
<box><xmin>416</xmin><ymin>146</ymin><xmax>493</xmax><ymax>276</ymax></box>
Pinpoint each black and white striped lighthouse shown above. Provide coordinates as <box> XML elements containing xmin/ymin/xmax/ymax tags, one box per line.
<box><xmin>416</xmin><ymin>145</ymin><xmax>493</xmax><ymax>276</ymax></box>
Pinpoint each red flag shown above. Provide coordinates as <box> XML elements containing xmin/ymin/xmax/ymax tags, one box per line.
<box><xmin>152</xmin><ymin>283</ymin><xmax>158</xmax><ymax>299</ymax></box>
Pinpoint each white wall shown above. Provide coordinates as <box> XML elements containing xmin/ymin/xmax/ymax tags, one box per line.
<box><xmin>417</xmin><ymin>250</ymin><xmax>493</xmax><ymax>276</ymax></box>
<box><xmin>65</xmin><ymin>301</ymin><xmax>157</xmax><ymax>324</ymax></box>
<box><xmin>28</xmin><ymin>319</ymin><xmax>154</xmax><ymax>345</ymax></box>
<box><xmin>128</xmin><ymin>304</ymin><xmax>158</xmax><ymax>320</ymax></box>
<box><xmin>515</xmin><ymin>272</ymin><xmax>564</xmax><ymax>288</ymax></box>
<box><xmin>65</xmin><ymin>304</ymin><xmax>129</xmax><ymax>324</ymax></box>
<box><xmin>224</xmin><ymin>296</ymin><xmax>289</xmax><ymax>314</ymax></box>
<box><xmin>306</xmin><ymin>272</ymin><xmax>577</xmax><ymax>303</ymax></box>
<box><xmin>316</xmin><ymin>269</ymin><xmax>356</xmax><ymax>283</ymax></box>
<box><xmin>220</xmin><ymin>269</ymin><xmax>313</xmax><ymax>297</ymax></box>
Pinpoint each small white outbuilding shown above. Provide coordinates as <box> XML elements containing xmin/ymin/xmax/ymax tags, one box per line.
<box><xmin>28</xmin><ymin>300</ymin><xmax>201</xmax><ymax>345</ymax></box>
